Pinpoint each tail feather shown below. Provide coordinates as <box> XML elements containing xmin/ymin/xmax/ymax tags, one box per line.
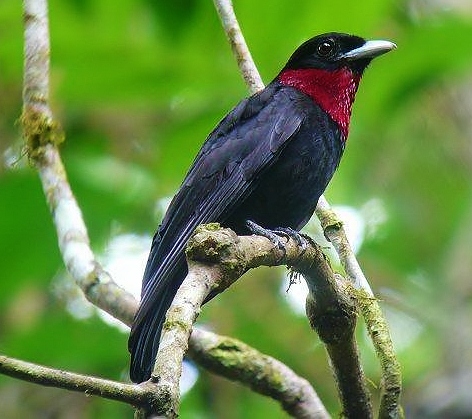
<box><xmin>129</xmin><ymin>267</ymin><xmax>186</xmax><ymax>383</ymax></box>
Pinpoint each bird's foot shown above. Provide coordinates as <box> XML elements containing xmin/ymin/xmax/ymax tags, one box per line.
<box><xmin>245</xmin><ymin>220</ymin><xmax>289</xmax><ymax>253</ymax></box>
<box><xmin>245</xmin><ymin>221</ymin><xmax>308</xmax><ymax>257</ymax></box>
<box><xmin>271</xmin><ymin>227</ymin><xmax>308</xmax><ymax>252</ymax></box>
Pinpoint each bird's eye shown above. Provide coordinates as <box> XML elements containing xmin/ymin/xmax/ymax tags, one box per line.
<box><xmin>317</xmin><ymin>40</ymin><xmax>335</xmax><ymax>57</ymax></box>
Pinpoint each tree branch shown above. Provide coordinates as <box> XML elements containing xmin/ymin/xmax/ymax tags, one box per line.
<box><xmin>152</xmin><ymin>224</ymin><xmax>370</xmax><ymax>417</ymax></box>
<box><xmin>302</xmin><ymin>249</ymin><xmax>372</xmax><ymax>418</ymax></box>
<box><xmin>0</xmin><ymin>354</ymin><xmax>152</xmax><ymax>407</ymax></box>
<box><xmin>356</xmin><ymin>291</ymin><xmax>403</xmax><ymax>419</ymax></box>
<box><xmin>315</xmin><ymin>197</ymin><xmax>373</xmax><ymax>295</ymax></box>
<box><xmin>1</xmin><ymin>225</ymin><xmax>330</xmax><ymax>418</ymax></box>
<box><xmin>213</xmin><ymin>0</ymin><xmax>264</xmax><ymax>93</ymax></box>
<box><xmin>316</xmin><ymin>199</ymin><xmax>403</xmax><ymax>418</ymax></box>
<box><xmin>189</xmin><ymin>328</ymin><xmax>330</xmax><ymax>419</ymax></box>
<box><xmin>22</xmin><ymin>0</ymin><xmax>137</xmax><ymax>328</ymax></box>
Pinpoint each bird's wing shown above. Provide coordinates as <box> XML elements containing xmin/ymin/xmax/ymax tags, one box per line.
<box><xmin>129</xmin><ymin>85</ymin><xmax>307</xmax><ymax>380</ymax></box>
<box><xmin>139</xmin><ymin>85</ymin><xmax>305</xmax><ymax>308</ymax></box>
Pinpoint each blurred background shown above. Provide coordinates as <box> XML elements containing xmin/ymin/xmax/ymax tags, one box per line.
<box><xmin>1</xmin><ymin>0</ymin><xmax>472</xmax><ymax>417</ymax></box>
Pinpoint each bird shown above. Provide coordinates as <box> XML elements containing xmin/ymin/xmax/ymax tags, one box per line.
<box><xmin>129</xmin><ymin>32</ymin><xmax>396</xmax><ymax>383</ymax></box>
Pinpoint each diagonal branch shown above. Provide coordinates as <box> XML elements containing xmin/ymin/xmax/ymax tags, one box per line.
<box><xmin>316</xmin><ymin>198</ymin><xmax>402</xmax><ymax>418</ymax></box>
<box><xmin>22</xmin><ymin>0</ymin><xmax>137</xmax><ymax>328</ymax></box>
<box><xmin>315</xmin><ymin>197</ymin><xmax>373</xmax><ymax>295</ymax></box>
<box><xmin>189</xmin><ymin>328</ymin><xmax>329</xmax><ymax>419</ymax></box>
<box><xmin>212</xmin><ymin>0</ymin><xmax>264</xmax><ymax>93</ymax></box>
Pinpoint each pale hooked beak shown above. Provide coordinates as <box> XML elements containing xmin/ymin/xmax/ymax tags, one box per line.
<box><xmin>341</xmin><ymin>39</ymin><xmax>397</xmax><ymax>60</ymax></box>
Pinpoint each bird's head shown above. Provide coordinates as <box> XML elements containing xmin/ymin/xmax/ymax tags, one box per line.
<box><xmin>278</xmin><ymin>33</ymin><xmax>396</xmax><ymax>139</ymax></box>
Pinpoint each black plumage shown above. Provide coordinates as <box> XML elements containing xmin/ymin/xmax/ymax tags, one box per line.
<box><xmin>129</xmin><ymin>33</ymin><xmax>395</xmax><ymax>382</ymax></box>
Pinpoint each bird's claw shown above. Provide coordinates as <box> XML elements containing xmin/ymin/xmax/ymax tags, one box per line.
<box><xmin>272</xmin><ymin>227</ymin><xmax>308</xmax><ymax>252</ymax></box>
<box><xmin>245</xmin><ymin>220</ymin><xmax>288</xmax><ymax>255</ymax></box>
<box><xmin>245</xmin><ymin>221</ymin><xmax>308</xmax><ymax>258</ymax></box>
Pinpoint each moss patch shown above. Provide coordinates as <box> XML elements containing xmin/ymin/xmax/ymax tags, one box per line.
<box><xmin>20</xmin><ymin>107</ymin><xmax>64</xmax><ymax>159</ymax></box>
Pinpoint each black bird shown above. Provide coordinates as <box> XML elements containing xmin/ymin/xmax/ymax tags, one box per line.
<box><xmin>129</xmin><ymin>32</ymin><xmax>395</xmax><ymax>382</ymax></box>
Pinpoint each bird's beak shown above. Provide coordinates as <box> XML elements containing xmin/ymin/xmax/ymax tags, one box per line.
<box><xmin>341</xmin><ymin>40</ymin><xmax>396</xmax><ymax>61</ymax></box>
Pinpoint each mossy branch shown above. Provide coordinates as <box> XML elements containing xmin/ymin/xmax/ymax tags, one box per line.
<box><xmin>300</xmin><ymin>244</ymin><xmax>373</xmax><ymax>417</ymax></box>
<box><xmin>0</xmin><ymin>354</ymin><xmax>154</xmax><ymax>408</ymax></box>
<box><xmin>189</xmin><ymin>328</ymin><xmax>329</xmax><ymax>419</ymax></box>
<box><xmin>356</xmin><ymin>290</ymin><xmax>404</xmax><ymax>419</ymax></box>
<box><xmin>316</xmin><ymin>199</ymin><xmax>403</xmax><ymax>418</ymax></box>
<box><xmin>21</xmin><ymin>0</ymin><xmax>137</xmax><ymax>329</ymax></box>
<box><xmin>152</xmin><ymin>224</ymin><xmax>370</xmax><ymax>418</ymax></box>
<box><xmin>315</xmin><ymin>197</ymin><xmax>373</xmax><ymax>295</ymax></box>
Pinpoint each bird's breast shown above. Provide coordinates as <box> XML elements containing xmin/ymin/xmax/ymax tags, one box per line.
<box><xmin>226</xmin><ymin>111</ymin><xmax>343</xmax><ymax>233</ymax></box>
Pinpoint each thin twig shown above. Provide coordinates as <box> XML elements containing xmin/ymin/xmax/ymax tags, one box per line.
<box><xmin>23</xmin><ymin>0</ymin><xmax>51</xmax><ymax>118</ymax></box>
<box><xmin>356</xmin><ymin>291</ymin><xmax>403</xmax><ymax>419</ymax></box>
<box><xmin>315</xmin><ymin>196</ymin><xmax>373</xmax><ymax>295</ymax></box>
<box><xmin>213</xmin><ymin>0</ymin><xmax>264</xmax><ymax>93</ymax></box>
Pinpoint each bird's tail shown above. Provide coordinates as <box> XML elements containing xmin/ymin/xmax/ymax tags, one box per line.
<box><xmin>128</xmin><ymin>274</ymin><xmax>183</xmax><ymax>383</ymax></box>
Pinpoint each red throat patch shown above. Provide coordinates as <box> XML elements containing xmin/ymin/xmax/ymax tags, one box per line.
<box><xmin>278</xmin><ymin>68</ymin><xmax>361</xmax><ymax>140</ymax></box>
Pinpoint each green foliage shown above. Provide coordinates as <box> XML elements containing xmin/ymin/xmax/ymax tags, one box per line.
<box><xmin>1</xmin><ymin>0</ymin><xmax>472</xmax><ymax>417</ymax></box>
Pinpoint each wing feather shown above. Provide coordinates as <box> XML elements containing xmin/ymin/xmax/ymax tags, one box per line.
<box><xmin>129</xmin><ymin>84</ymin><xmax>306</xmax><ymax>381</ymax></box>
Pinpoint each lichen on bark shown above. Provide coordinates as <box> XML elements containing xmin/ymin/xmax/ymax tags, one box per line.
<box><xmin>21</xmin><ymin>107</ymin><xmax>64</xmax><ymax>160</ymax></box>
